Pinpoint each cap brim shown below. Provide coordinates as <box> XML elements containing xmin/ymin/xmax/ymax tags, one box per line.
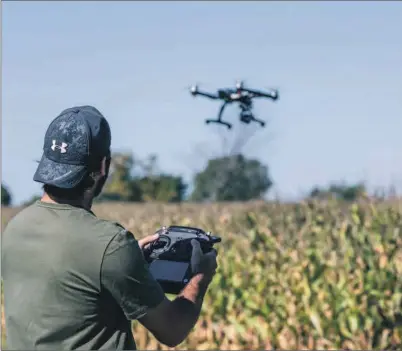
<box><xmin>33</xmin><ymin>154</ymin><xmax>88</xmax><ymax>189</ymax></box>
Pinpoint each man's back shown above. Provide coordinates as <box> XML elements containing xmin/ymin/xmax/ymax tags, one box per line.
<box><xmin>2</xmin><ymin>201</ymin><xmax>136</xmax><ymax>350</ymax></box>
<box><xmin>2</xmin><ymin>104</ymin><xmax>218</xmax><ymax>350</ymax></box>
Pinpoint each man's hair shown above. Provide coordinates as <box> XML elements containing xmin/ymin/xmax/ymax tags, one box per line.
<box><xmin>43</xmin><ymin>155</ymin><xmax>109</xmax><ymax>201</ymax></box>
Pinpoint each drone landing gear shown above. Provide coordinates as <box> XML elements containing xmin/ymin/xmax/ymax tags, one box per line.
<box><xmin>253</xmin><ymin>118</ymin><xmax>265</xmax><ymax>127</ymax></box>
<box><xmin>205</xmin><ymin>119</ymin><xmax>232</xmax><ymax>129</ymax></box>
<box><xmin>205</xmin><ymin>101</ymin><xmax>232</xmax><ymax>129</ymax></box>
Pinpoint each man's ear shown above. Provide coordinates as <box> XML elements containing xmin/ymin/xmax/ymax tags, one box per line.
<box><xmin>100</xmin><ymin>156</ymin><xmax>111</xmax><ymax>177</ymax></box>
<box><xmin>100</xmin><ymin>157</ymin><xmax>107</xmax><ymax>177</ymax></box>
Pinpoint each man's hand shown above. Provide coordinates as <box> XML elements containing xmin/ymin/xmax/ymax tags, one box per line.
<box><xmin>138</xmin><ymin>233</ymin><xmax>159</xmax><ymax>250</ymax></box>
<box><xmin>137</xmin><ymin>237</ymin><xmax>219</xmax><ymax>347</ymax></box>
<box><xmin>190</xmin><ymin>239</ymin><xmax>218</xmax><ymax>282</ymax></box>
<box><xmin>138</xmin><ymin>233</ymin><xmax>159</xmax><ymax>260</ymax></box>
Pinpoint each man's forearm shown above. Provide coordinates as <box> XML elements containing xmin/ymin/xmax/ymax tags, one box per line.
<box><xmin>179</xmin><ymin>273</ymin><xmax>211</xmax><ymax>305</ymax></box>
<box><xmin>167</xmin><ymin>273</ymin><xmax>212</xmax><ymax>343</ymax></box>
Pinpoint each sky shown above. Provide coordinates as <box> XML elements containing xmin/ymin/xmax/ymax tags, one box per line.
<box><xmin>2</xmin><ymin>1</ymin><xmax>402</xmax><ymax>205</ymax></box>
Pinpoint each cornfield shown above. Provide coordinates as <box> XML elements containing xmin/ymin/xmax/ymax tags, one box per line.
<box><xmin>1</xmin><ymin>199</ymin><xmax>402</xmax><ymax>350</ymax></box>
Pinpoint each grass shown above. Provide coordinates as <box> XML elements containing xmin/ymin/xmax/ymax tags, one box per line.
<box><xmin>1</xmin><ymin>199</ymin><xmax>402</xmax><ymax>350</ymax></box>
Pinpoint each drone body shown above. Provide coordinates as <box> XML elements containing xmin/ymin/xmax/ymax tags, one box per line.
<box><xmin>190</xmin><ymin>81</ymin><xmax>279</xmax><ymax>129</ymax></box>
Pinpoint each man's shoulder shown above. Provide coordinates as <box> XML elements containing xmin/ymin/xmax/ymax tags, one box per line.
<box><xmin>76</xmin><ymin>208</ymin><xmax>129</xmax><ymax>243</ymax></box>
<box><xmin>3</xmin><ymin>202</ymin><xmax>41</xmax><ymax>232</ymax></box>
<box><xmin>4</xmin><ymin>201</ymin><xmax>128</xmax><ymax>243</ymax></box>
<box><xmin>103</xmin><ymin>225</ymin><xmax>139</xmax><ymax>257</ymax></box>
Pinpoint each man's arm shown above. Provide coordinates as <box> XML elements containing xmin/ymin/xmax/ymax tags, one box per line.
<box><xmin>101</xmin><ymin>231</ymin><xmax>217</xmax><ymax>348</ymax></box>
<box><xmin>137</xmin><ymin>272</ymin><xmax>213</xmax><ymax>347</ymax></box>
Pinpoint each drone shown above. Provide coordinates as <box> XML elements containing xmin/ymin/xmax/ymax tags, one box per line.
<box><xmin>189</xmin><ymin>81</ymin><xmax>279</xmax><ymax>129</ymax></box>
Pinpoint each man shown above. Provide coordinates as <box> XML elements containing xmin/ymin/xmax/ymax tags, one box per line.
<box><xmin>2</xmin><ymin>106</ymin><xmax>218</xmax><ymax>350</ymax></box>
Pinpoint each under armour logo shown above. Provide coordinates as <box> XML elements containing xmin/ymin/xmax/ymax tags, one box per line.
<box><xmin>51</xmin><ymin>140</ymin><xmax>68</xmax><ymax>153</ymax></box>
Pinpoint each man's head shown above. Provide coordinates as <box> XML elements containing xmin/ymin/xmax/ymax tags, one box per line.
<box><xmin>33</xmin><ymin>106</ymin><xmax>112</xmax><ymax>208</ymax></box>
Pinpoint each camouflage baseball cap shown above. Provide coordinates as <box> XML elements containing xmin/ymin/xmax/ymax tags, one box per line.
<box><xmin>33</xmin><ymin>106</ymin><xmax>111</xmax><ymax>188</ymax></box>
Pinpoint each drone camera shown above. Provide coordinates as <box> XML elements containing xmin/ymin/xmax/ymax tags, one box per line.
<box><xmin>240</xmin><ymin>113</ymin><xmax>252</xmax><ymax>124</ymax></box>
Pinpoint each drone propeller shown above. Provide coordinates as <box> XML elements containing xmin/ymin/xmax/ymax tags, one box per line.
<box><xmin>235</xmin><ymin>79</ymin><xmax>246</xmax><ymax>90</ymax></box>
<box><xmin>235</xmin><ymin>80</ymin><xmax>244</xmax><ymax>90</ymax></box>
<box><xmin>184</xmin><ymin>82</ymin><xmax>205</xmax><ymax>95</ymax></box>
<box><xmin>264</xmin><ymin>85</ymin><xmax>281</xmax><ymax>91</ymax></box>
<box><xmin>190</xmin><ymin>84</ymin><xmax>198</xmax><ymax>94</ymax></box>
<box><xmin>264</xmin><ymin>85</ymin><xmax>281</xmax><ymax>100</ymax></box>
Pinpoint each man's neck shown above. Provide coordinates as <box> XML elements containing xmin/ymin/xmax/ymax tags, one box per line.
<box><xmin>41</xmin><ymin>193</ymin><xmax>92</xmax><ymax>211</ymax></box>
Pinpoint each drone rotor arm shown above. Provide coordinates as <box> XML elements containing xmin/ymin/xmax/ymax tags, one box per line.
<box><xmin>193</xmin><ymin>90</ymin><xmax>220</xmax><ymax>100</ymax></box>
<box><xmin>243</xmin><ymin>88</ymin><xmax>278</xmax><ymax>100</ymax></box>
<box><xmin>261</xmin><ymin>91</ymin><xmax>279</xmax><ymax>100</ymax></box>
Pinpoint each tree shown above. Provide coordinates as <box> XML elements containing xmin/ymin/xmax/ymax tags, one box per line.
<box><xmin>190</xmin><ymin>154</ymin><xmax>273</xmax><ymax>202</ymax></box>
<box><xmin>99</xmin><ymin>152</ymin><xmax>141</xmax><ymax>202</ymax></box>
<box><xmin>133</xmin><ymin>154</ymin><xmax>187</xmax><ymax>202</ymax></box>
<box><xmin>1</xmin><ymin>183</ymin><xmax>12</xmax><ymax>206</ymax></box>
<box><xmin>309</xmin><ymin>182</ymin><xmax>367</xmax><ymax>201</ymax></box>
<box><xmin>135</xmin><ymin>174</ymin><xmax>187</xmax><ymax>202</ymax></box>
<box><xmin>97</xmin><ymin>152</ymin><xmax>187</xmax><ymax>203</ymax></box>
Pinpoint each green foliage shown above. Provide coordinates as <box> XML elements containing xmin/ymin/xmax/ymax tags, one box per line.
<box><xmin>98</xmin><ymin>152</ymin><xmax>186</xmax><ymax>203</ymax></box>
<box><xmin>1</xmin><ymin>183</ymin><xmax>12</xmax><ymax>206</ymax></box>
<box><xmin>79</xmin><ymin>200</ymin><xmax>402</xmax><ymax>349</ymax></box>
<box><xmin>2</xmin><ymin>199</ymin><xmax>401</xmax><ymax>349</ymax></box>
<box><xmin>99</xmin><ymin>152</ymin><xmax>139</xmax><ymax>201</ymax></box>
<box><xmin>310</xmin><ymin>182</ymin><xmax>367</xmax><ymax>201</ymax></box>
<box><xmin>191</xmin><ymin>153</ymin><xmax>273</xmax><ymax>202</ymax></box>
<box><xmin>136</xmin><ymin>175</ymin><xmax>186</xmax><ymax>202</ymax></box>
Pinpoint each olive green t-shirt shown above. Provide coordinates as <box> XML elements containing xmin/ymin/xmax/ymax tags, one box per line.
<box><xmin>2</xmin><ymin>201</ymin><xmax>165</xmax><ymax>350</ymax></box>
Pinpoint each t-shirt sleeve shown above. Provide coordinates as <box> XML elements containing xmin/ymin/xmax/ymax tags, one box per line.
<box><xmin>100</xmin><ymin>228</ymin><xmax>166</xmax><ymax>320</ymax></box>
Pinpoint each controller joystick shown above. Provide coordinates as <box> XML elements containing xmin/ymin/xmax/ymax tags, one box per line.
<box><xmin>147</xmin><ymin>225</ymin><xmax>221</xmax><ymax>294</ymax></box>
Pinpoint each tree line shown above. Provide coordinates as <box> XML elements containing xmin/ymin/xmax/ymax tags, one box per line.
<box><xmin>2</xmin><ymin>152</ymin><xmax>368</xmax><ymax>207</ymax></box>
